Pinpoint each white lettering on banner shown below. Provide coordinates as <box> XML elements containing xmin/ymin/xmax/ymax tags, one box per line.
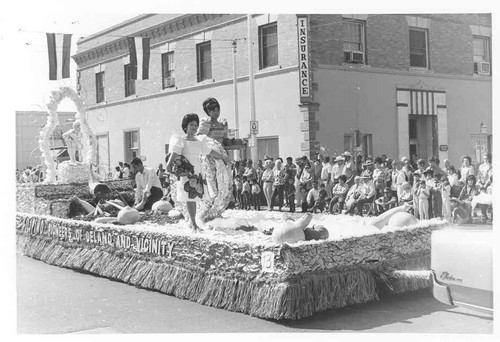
<box><xmin>297</xmin><ymin>16</ymin><xmax>310</xmax><ymax>101</ymax></box>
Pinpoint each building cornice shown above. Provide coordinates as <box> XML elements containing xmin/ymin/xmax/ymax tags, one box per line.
<box><xmin>73</xmin><ymin>14</ymin><xmax>239</xmax><ymax>67</ymax></box>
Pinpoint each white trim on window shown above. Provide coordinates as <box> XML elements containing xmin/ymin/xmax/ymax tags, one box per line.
<box><xmin>406</xmin><ymin>16</ymin><xmax>431</xmax><ymax>29</ymax></box>
<box><xmin>470</xmin><ymin>25</ymin><xmax>491</xmax><ymax>37</ymax></box>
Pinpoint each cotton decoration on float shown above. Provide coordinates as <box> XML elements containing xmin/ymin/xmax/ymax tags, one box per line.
<box><xmin>385</xmin><ymin>212</ymin><xmax>419</xmax><ymax>228</ymax></box>
<box><xmin>152</xmin><ymin>200</ymin><xmax>173</xmax><ymax>214</ymax></box>
<box><xmin>105</xmin><ymin>201</ymin><xmax>141</xmax><ymax>225</ymax></box>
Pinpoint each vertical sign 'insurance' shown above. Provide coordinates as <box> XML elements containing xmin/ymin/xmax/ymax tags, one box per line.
<box><xmin>297</xmin><ymin>15</ymin><xmax>311</xmax><ymax>103</ymax></box>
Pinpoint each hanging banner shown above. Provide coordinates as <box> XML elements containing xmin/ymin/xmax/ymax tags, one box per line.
<box><xmin>297</xmin><ymin>15</ymin><xmax>312</xmax><ymax>103</ymax></box>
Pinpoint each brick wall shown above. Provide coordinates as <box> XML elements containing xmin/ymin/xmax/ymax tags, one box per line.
<box><xmin>309</xmin><ymin>14</ymin><xmax>491</xmax><ymax>76</ymax></box>
<box><xmin>77</xmin><ymin>14</ymin><xmax>299</xmax><ymax>107</ymax></box>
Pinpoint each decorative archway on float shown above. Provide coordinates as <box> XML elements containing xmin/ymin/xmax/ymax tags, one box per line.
<box><xmin>39</xmin><ymin>87</ymin><xmax>97</xmax><ymax>183</ymax></box>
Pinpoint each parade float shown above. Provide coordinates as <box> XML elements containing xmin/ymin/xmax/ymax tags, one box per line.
<box><xmin>16</xmin><ymin>87</ymin><xmax>449</xmax><ymax>320</ymax></box>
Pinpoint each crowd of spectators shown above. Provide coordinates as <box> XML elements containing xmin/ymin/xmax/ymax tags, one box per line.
<box><xmin>228</xmin><ymin>151</ymin><xmax>493</xmax><ymax>224</ymax></box>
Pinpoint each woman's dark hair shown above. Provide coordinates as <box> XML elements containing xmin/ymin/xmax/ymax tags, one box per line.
<box><xmin>202</xmin><ymin>98</ymin><xmax>220</xmax><ymax>115</ymax></box>
<box><xmin>448</xmin><ymin>165</ymin><xmax>456</xmax><ymax>173</ymax></box>
<box><xmin>374</xmin><ymin>156</ymin><xmax>382</xmax><ymax>164</ymax></box>
<box><xmin>462</xmin><ymin>155</ymin><xmax>472</xmax><ymax>164</ymax></box>
<box><xmin>466</xmin><ymin>174</ymin><xmax>476</xmax><ymax>184</ymax></box>
<box><xmin>339</xmin><ymin>175</ymin><xmax>347</xmax><ymax>182</ymax></box>
<box><xmin>181</xmin><ymin>113</ymin><xmax>200</xmax><ymax>133</ymax></box>
<box><xmin>130</xmin><ymin>157</ymin><xmax>143</xmax><ymax>166</ymax></box>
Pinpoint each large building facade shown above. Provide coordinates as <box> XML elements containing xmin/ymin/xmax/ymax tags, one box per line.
<box><xmin>74</xmin><ymin>14</ymin><xmax>492</xmax><ymax>172</ymax></box>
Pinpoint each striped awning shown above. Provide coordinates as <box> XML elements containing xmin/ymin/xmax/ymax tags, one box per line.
<box><xmin>409</xmin><ymin>90</ymin><xmax>436</xmax><ymax>115</ymax></box>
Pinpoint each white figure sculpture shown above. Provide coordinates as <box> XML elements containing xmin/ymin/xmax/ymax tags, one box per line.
<box><xmin>62</xmin><ymin>121</ymin><xmax>83</xmax><ymax>163</ymax></box>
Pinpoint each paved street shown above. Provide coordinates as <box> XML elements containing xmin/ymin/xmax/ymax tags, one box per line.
<box><xmin>17</xmin><ymin>251</ymin><xmax>493</xmax><ymax>335</ymax></box>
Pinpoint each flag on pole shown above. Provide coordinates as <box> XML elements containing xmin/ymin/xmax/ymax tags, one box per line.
<box><xmin>46</xmin><ymin>33</ymin><xmax>72</xmax><ymax>80</ymax></box>
<box><xmin>127</xmin><ymin>37</ymin><xmax>151</xmax><ymax>80</ymax></box>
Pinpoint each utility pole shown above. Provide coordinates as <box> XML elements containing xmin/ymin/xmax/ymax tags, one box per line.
<box><xmin>231</xmin><ymin>39</ymin><xmax>240</xmax><ymax>161</ymax></box>
<box><xmin>247</xmin><ymin>14</ymin><xmax>258</xmax><ymax>164</ymax></box>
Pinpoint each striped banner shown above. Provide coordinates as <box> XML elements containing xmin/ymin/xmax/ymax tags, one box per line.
<box><xmin>46</xmin><ymin>33</ymin><xmax>72</xmax><ymax>80</ymax></box>
<box><xmin>127</xmin><ymin>37</ymin><xmax>151</xmax><ymax>80</ymax></box>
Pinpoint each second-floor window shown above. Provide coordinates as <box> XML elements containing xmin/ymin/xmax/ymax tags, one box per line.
<box><xmin>473</xmin><ymin>36</ymin><xmax>490</xmax><ymax>63</ymax></box>
<box><xmin>124</xmin><ymin>64</ymin><xmax>136</xmax><ymax>97</ymax></box>
<box><xmin>473</xmin><ymin>36</ymin><xmax>491</xmax><ymax>75</ymax></box>
<box><xmin>409</xmin><ymin>28</ymin><xmax>429</xmax><ymax>68</ymax></box>
<box><xmin>259</xmin><ymin>22</ymin><xmax>278</xmax><ymax>69</ymax></box>
<box><xmin>196</xmin><ymin>41</ymin><xmax>212</xmax><ymax>82</ymax></box>
<box><xmin>95</xmin><ymin>71</ymin><xmax>105</xmax><ymax>103</ymax></box>
<box><xmin>161</xmin><ymin>52</ymin><xmax>175</xmax><ymax>88</ymax></box>
<box><xmin>342</xmin><ymin>19</ymin><xmax>365</xmax><ymax>63</ymax></box>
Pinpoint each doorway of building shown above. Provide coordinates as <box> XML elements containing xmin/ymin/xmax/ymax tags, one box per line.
<box><xmin>246</xmin><ymin>136</ymin><xmax>279</xmax><ymax>161</ymax></box>
<box><xmin>409</xmin><ymin>115</ymin><xmax>437</xmax><ymax>162</ymax></box>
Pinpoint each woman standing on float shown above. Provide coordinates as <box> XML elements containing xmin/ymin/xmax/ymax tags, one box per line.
<box><xmin>166</xmin><ymin>113</ymin><xmax>229</xmax><ymax>231</ymax></box>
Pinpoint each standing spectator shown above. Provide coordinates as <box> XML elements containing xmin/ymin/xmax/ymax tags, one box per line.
<box><xmin>391</xmin><ymin>160</ymin><xmax>406</xmax><ymax>201</ymax></box>
<box><xmin>255</xmin><ymin>160</ymin><xmax>264</xmax><ymax>184</ymax></box>
<box><xmin>412</xmin><ymin>172</ymin><xmax>422</xmax><ymax>219</ymax></box>
<box><xmin>251</xmin><ymin>178</ymin><xmax>261</xmax><ymax>211</ymax></box>
<box><xmin>286</xmin><ymin>177</ymin><xmax>296</xmax><ymax>212</ymax></box>
<box><xmin>355</xmin><ymin>155</ymin><xmax>363</xmax><ymax>176</ymax></box>
<box><xmin>440</xmin><ymin>175</ymin><xmax>452</xmax><ymax>221</ymax></box>
<box><xmin>320</xmin><ymin>156</ymin><xmax>333</xmax><ymax>197</ymax></box>
<box><xmin>241</xmin><ymin>176</ymin><xmax>251</xmax><ymax>210</ymax></box>
<box><xmin>342</xmin><ymin>151</ymin><xmax>355</xmax><ymax>186</ymax></box>
<box><xmin>313</xmin><ymin>159</ymin><xmax>323</xmax><ymax>181</ymax></box>
<box><xmin>477</xmin><ymin>152</ymin><xmax>492</xmax><ymax>189</ymax></box>
<box><xmin>372</xmin><ymin>157</ymin><xmax>388</xmax><ymax>188</ymax></box>
<box><xmin>447</xmin><ymin>165</ymin><xmax>462</xmax><ymax>198</ymax></box>
<box><xmin>361</xmin><ymin>159</ymin><xmax>374</xmax><ymax>179</ymax></box>
<box><xmin>427</xmin><ymin>157</ymin><xmax>445</xmax><ymax>178</ymax></box>
<box><xmin>261</xmin><ymin>158</ymin><xmax>274</xmax><ymax>211</ymax></box>
<box><xmin>271</xmin><ymin>159</ymin><xmax>287</xmax><ymax>211</ymax></box>
<box><xmin>402</xmin><ymin>157</ymin><xmax>414</xmax><ymax>185</ymax></box>
<box><xmin>234</xmin><ymin>175</ymin><xmax>243</xmax><ymax>208</ymax></box>
<box><xmin>332</xmin><ymin>156</ymin><xmax>345</xmax><ymax>184</ymax></box>
<box><xmin>416</xmin><ymin>180</ymin><xmax>430</xmax><ymax>220</ymax></box>
<box><xmin>415</xmin><ymin>159</ymin><xmax>426</xmax><ymax>177</ymax></box>
<box><xmin>157</xmin><ymin>163</ymin><xmax>166</xmax><ymax>188</ymax></box>
<box><xmin>458</xmin><ymin>155</ymin><xmax>475</xmax><ymax>183</ymax></box>
<box><xmin>283</xmin><ymin>156</ymin><xmax>297</xmax><ymax>207</ymax></box>
<box><xmin>299</xmin><ymin>162</ymin><xmax>313</xmax><ymax>193</ymax></box>
<box><xmin>431</xmin><ymin>173</ymin><xmax>443</xmax><ymax>218</ymax></box>
<box><xmin>243</xmin><ymin>160</ymin><xmax>256</xmax><ymax>182</ymax></box>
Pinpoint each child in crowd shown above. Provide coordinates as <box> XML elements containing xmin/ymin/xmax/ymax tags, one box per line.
<box><xmin>234</xmin><ymin>175</ymin><xmax>243</xmax><ymax>209</ymax></box>
<box><xmin>241</xmin><ymin>176</ymin><xmax>251</xmax><ymax>210</ymax></box>
<box><xmin>250</xmin><ymin>178</ymin><xmax>261</xmax><ymax>211</ymax></box>
<box><xmin>440</xmin><ymin>175</ymin><xmax>452</xmax><ymax>221</ymax></box>
<box><xmin>431</xmin><ymin>173</ymin><xmax>443</xmax><ymax>218</ymax></box>
<box><xmin>300</xmin><ymin>187</ymin><xmax>309</xmax><ymax>213</ymax></box>
<box><xmin>416</xmin><ymin>180</ymin><xmax>430</xmax><ymax>220</ymax></box>
<box><xmin>412</xmin><ymin>172</ymin><xmax>421</xmax><ymax>219</ymax></box>
<box><xmin>286</xmin><ymin>177</ymin><xmax>296</xmax><ymax>213</ymax></box>
<box><xmin>311</xmin><ymin>183</ymin><xmax>329</xmax><ymax>213</ymax></box>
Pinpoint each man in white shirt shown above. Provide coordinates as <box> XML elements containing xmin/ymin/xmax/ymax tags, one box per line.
<box><xmin>130</xmin><ymin>157</ymin><xmax>163</xmax><ymax>211</ymax></box>
<box><xmin>306</xmin><ymin>180</ymin><xmax>321</xmax><ymax>209</ymax></box>
<box><xmin>356</xmin><ymin>174</ymin><xmax>376</xmax><ymax>215</ymax></box>
<box><xmin>332</xmin><ymin>156</ymin><xmax>345</xmax><ymax>183</ymax></box>
<box><xmin>320</xmin><ymin>156</ymin><xmax>333</xmax><ymax>197</ymax></box>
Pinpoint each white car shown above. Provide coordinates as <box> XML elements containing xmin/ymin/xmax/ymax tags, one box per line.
<box><xmin>431</xmin><ymin>227</ymin><xmax>493</xmax><ymax>315</ymax></box>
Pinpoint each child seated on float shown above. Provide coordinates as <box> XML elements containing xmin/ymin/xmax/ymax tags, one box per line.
<box><xmin>250</xmin><ymin>178</ymin><xmax>261</xmax><ymax>211</ymax></box>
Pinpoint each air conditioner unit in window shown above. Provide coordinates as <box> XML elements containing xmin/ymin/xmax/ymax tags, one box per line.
<box><xmin>474</xmin><ymin>62</ymin><xmax>491</xmax><ymax>75</ymax></box>
<box><xmin>165</xmin><ymin>77</ymin><xmax>176</xmax><ymax>87</ymax></box>
<box><xmin>345</xmin><ymin>51</ymin><xmax>364</xmax><ymax>63</ymax></box>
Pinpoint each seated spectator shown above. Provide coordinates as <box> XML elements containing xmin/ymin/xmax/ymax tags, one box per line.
<box><xmin>450</xmin><ymin>198</ymin><xmax>470</xmax><ymax>224</ymax></box>
<box><xmin>375</xmin><ymin>187</ymin><xmax>397</xmax><ymax>214</ymax></box>
<box><xmin>457</xmin><ymin>174</ymin><xmax>480</xmax><ymax>223</ymax></box>
<box><xmin>311</xmin><ymin>183</ymin><xmax>328</xmax><ymax>213</ymax></box>
<box><xmin>355</xmin><ymin>173</ymin><xmax>376</xmax><ymax>216</ymax></box>
<box><xmin>306</xmin><ymin>180</ymin><xmax>322</xmax><ymax>211</ymax></box>
<box><xmin>328</xmin><ymin>175</ymin><xmax>349</xmax><ymax>214</ymax></box>
<box><xmin>344</xmin><ymin>176</ymin><xmax>364</xmax><ymax>215</ymax></box>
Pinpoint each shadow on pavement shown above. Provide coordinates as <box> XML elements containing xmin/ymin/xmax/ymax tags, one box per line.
<box><xmin>274</xmin><ymin>289</ymin><xmax>489</xmax><ymax>331</ymax></box>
